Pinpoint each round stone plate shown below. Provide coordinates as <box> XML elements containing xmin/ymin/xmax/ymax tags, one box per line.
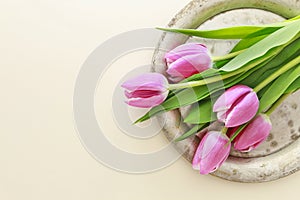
<box><xmin>152</xmin><ymin>0</ymin><xmax>300</xmax><ymax>182</ymax></box>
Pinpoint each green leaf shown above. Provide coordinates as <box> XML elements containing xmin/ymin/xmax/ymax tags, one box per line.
<box><xmin>257</xmin><ymin>83</ymin><xmax>272</xmax><ymax>99</ymax></box>
<box><xmin>156</xmin><ymin>19</ymin><xmax>295</xmax><ymax>39</ymax></box>
<box><xmin>240</xmin><ymin>39</ymin><xmax>300</xmax><ymax>87</ymax></box>
<box><xmin>157</xmin><ymin>17</ymin><xmax>300</xmax><ymax>39</ymax></box>
<box><xmin>286</xmin><ymin>14</ymin><xmax>300</xmax><ymax>22</ymax></box>
<box><xmin>175</xmin><ymin>123</ymin><xmax>208</xmax><ymax>142</ymax></box>
<box><xmin>259</xmin><ymin>64</ymin><xmax>300</xmax><ymax>112</ymax></box>
<box><xmin>184</xmin><ymin>100</ymin><xmax>216</xmax><ymax>124</ymax></box>
<box><xmin>231</xmin><ymin>35</ymin><xmax>267</xmax><ymax>52</ymax></box>
<box><xmin>214</xmin><ymin>59</ymin><xmax>231</xmax><ymax>69</ymax></box>
<box><xmin>157</xmin><ymin>26</ymin><xmax>264</xmax><ymax>39</ymax></box>
<box><xmin>220</xmin><ymin>20</ymin><xmax>300</xmax><ymax>72</ymax></box>
<box><xmin>285</xmin><ymin>77</ymin><xmax>300</xmax><ymax>93</ymax></box>
<box><xmin>244</xmin><ymin>27</ymin><xmax>279</xmax><ymax>38</ymax></box>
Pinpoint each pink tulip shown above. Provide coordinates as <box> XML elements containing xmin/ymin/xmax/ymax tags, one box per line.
<box><xmin>165</xmin><ymin>43</ymin><xmax>212</xmax><ymax>82</ymax></box>
<box><xmin>228</xmin><ymin>114</ymin><xmax>272</xmax><ymax>152</ymax></box>
<box><xmin>213</xmin><ymin>85</ymin><xmax>259</xmax><ymax>127</ymax></box>
<box><xmin>192</xmin><ymin>131</ymin><xmax>231</xmax><ymax>175</ymax></box>
<box><xmin>121</xmin><ymin>73</ymin><xmax>168</xmax><ymax>108</ymax></box>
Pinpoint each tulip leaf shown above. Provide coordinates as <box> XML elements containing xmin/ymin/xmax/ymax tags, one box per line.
<box><xmin>157</xmin><ymin>26</ymin><xmax>263</xmax><ymax>39</ymax></box>
<box><xmin>184</xmin><ymin>100</ymin><xmax>216</xmax><ymax>124</ymax></box>
<box><xmin>285</xmin><ymin>77</ymin><xmax>300</xmax><ymax>93</ymax></box>
<box><xmin>156</xmin><ymin>21</ymin><xmax>293</xmax><ymax>39</ymax></box>
<box><xmin>240</xmin><ymin>39</ymin><xmax>300</xmax><ymax>87</ymax></box>
<box><xmin>134</xmin><ymin>86</ymin><xmax>209</xmax><ymax>124</ymax></box>
<box><xmin>214</xmin><ymin>59</ymin><xmax>231</xmax><ymax>69</ymax></box>
<box><xmin>259</xmin><ymin>64</ymin><xmax>300</xmax><ymax>112</ymax></box>
<box><xmin>175</xmin><ymin>123</ymin><xmax>208</xmax><ymax>142</ymax></box>
<box><xmin>157</xmin><ymin>16</ymin><xmax>300</xmax><ymax>39</ymax></box>
<box><xmin>220</xmin><ymin>20</ymin><xmax>300</xmax><ymax>72</ymax></box>
<box><xmin>231</xmin><ymin>35</ymin><xmax>267</xmax><ymax>52</ymax></box>
<box><xmin>244</xmin><ymin>27</ymin><xmax>280</xmax><ymax>39</ymax></box>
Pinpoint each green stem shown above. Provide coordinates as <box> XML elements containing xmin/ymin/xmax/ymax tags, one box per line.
<box><xmin>221</xmin><ymin>127</ymin><xmax>228</xmax><ymax>135</ymax></box>
<box><xmin>253</xmin><ymin>56</ymin><xmax>300</xmax><ymax>92</ymax></box>
<box><xmin>168</xmin><ymin>75</ymin><xmax>222</xmax><ymax>90</ymax></box>
<box><xmin>265</xmin><ymin>93</ymin><xmax>291</xmax><ymax>116</ymax></box>
<box><xmin>229</xmin><ymin>123</ymin><xmax>248</xmax><ymax>142</ymax></box>
<box><xmin>212</xmin><ymin>49</ymin><xmax>245</xmax><ymax>62</ymax></box>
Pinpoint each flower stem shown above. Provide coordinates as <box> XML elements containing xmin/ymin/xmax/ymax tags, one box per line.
<box><xmin>212</xmin><ymin>49</ymin><xmax>245</xmax><ymax>62</ymax></box>
<box><xmin>229</xmin><ymin>123</ymin><xmax>248</xmax><ymax>142</ymax></box>
<box><xmin>168</xmin><ymin>75</ymin><xmax>222</xmax><ymax>90</ymax></box>
<box><xmin>265</xmin><ymin>93</ymin><xmax>291</xmax><ymax>116</ymax></box>
<box><xmin>253</xmin><ymin>56</ymin><xmax>300</xmax><ymax>93</ymax></box>
<box><xmin>221</xmin><ymin>127</ymin><xmax>228</xmax><ymax>135</ymax></box>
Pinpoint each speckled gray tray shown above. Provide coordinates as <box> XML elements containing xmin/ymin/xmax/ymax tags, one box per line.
<box><xmin>152</xmin><ymin>0</ymin><xmax>300</xmax><ymax>182</ymax></box>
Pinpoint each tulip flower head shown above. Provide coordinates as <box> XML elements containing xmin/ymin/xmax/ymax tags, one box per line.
<box><xmin>121</xmin><ymin>73</ymin><xmax>169</xmax><ymax>108</ymax></box>
<box><xmin>213</xmin><ymin>85</ymin><xmax>259</xmax><ymax>127</ymax></box>
<box><xmin>228</xmin><ymin>114</ymin><xmax>272</xmax><ymax>152</ymax></box>
<box><xmin>192</xmin><ymin>131</ymin><xmax>231</xmax><ymax>175</ymax></box>
<box><xmin>165</xmin><ymin>43</ymin><xmax>212</xmax><ymax>82</ymax></box>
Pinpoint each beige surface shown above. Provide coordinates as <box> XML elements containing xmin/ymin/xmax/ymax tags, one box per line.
<box><xmin>1</xmin><ymin>0</ymin><xmax>300</xmax><ymax>199</ymax></box>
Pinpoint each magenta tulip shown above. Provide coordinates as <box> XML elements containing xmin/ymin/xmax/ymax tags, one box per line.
<box><xmin>228</xmin><ymin>114</ymin><xmax>272</xmax><ymax>152</ymax></box>
<box><xmin>165</xmin><ymin>43</ymin><xmax>212</xmax><ymax>82</ymax></box>
<box><xmin>213</xmin><ymin>85</ymin><xmax>259</xmax><ymax>127</ymax></box>
<box><xmin>121</xmin><ymin>73</ymin><xmax>168</xmax><ymax>108</ymax></box>
<box><xmin>192</xmin><ymin>131</ymin><xmax>231</xmax><ymax>174</ymax></box>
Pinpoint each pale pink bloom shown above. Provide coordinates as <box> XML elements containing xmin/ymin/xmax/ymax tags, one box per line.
<box><xmin>165</xmin><ymin>43</ymin><xmax>212</xmax><ymax>82</ymax></box>
<box><xmin>228</xmin><ymin>114</ymin><xmax>272</xmax><ymax>152</ymax></box>
<box><xmin>213</xmin><ymin>85</ymin><xmax>259</xmax><ymax>127</ymax></box>
<box><xmin>192</xmin><ymin>131</ymin><xmax>231</xmax><ymax>175</ymax></box>
<box><xmin>121</xmin><ymin>73</ymin><xmax>168</xmax><ymax>108</ymax></box>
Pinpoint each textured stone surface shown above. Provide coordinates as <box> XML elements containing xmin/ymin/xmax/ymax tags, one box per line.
<box><xmin>152</xmin><ymin>0</ymin><xmax>300</xmax><ymax>182</ymax></box>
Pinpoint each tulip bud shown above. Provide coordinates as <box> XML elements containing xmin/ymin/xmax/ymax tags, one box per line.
<box><xmin>228</xmin><ymin>114</ymin><xmax>272</xmax><ymax>152</ymax></box>
<box><xmin>121</xmin><ymin>73</ymin><xmax>168</xmax><ymax>108</ymax></box>
<box><xmin>165</xmin><ymin>43</ymin><xmax>212</xmax><ymax>82</ymax></box>
<box><xmin>192</xmin><ymin>131</ymin><xmax>231</xmax><ymax>175</ymax></box>
<box><xmin>213</xmin><ymin>85</ymin><xmax>259</xmax><ymax>127</ymax></box>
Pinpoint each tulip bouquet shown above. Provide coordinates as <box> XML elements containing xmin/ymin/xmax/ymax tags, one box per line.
<box><xmin>122</xmin><ymin>15</ymin><xmax>300</xmax><ymax>174</ymax></box>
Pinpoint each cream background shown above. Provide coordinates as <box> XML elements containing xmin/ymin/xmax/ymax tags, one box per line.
<box><xmin>1</xmin><ymin>0</ymin><xmax>300</xmax><ymax>199</ymax></box>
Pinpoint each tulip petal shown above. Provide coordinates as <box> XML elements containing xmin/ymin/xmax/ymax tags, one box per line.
<box><xmin>199</xmin><ymin>135</ymin><xmax>231</xmax><ymax>174</ymax></box>
<box><xmin>216</xmin><ymin>110</ymin><xmax>227</xmax><ymax>123</ymax></box>
<box><xmin>192</xmin><ymin>131</ymin><xmax>231</xmax><ymax>175</ymax></box>
<box><xmin>234</xmin><ymin>114</ymin><xmax>272</xmax><ymax>152</ymax></box>
<box><xmin>125</xmin><ymin>90</ymin><xmax>162</xmax><ymax>98</ymax></box>
<box><xmin>165</xmin><ymin>49</ymin><xmax>207</xmax><ymax>63</ymax></box>
<box><xmin>192</xmin><ymin>132</ymin><xmax>209</xmax><ymax>170</ymax></box>
<box><xmin>224</xmin><ymin>91</ymin><xmax>259</xmax><ymax>127</ymax></box>
<box><xmin>121</xmin><ymin>73</ymin><xmax>168</xmax><ymax>92</ymax></box>
<box><xmin>166</xmin><ymin>54</ymin><xmax>212</xmax><ymax>79</ymax></box>
<box><xmin>168</xmin><ymin>43</ymin><xmax>207</xmax><ymax>55</ymax></box>
<box><xmin>126</xmin><ymin>92</ymin><xmax>168</xmax><ymax>108</ymax></box>
<box><xmin>213</xmin><ymin>85</ymin><xmax>253</xmax><ymax>112</ymax></box>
